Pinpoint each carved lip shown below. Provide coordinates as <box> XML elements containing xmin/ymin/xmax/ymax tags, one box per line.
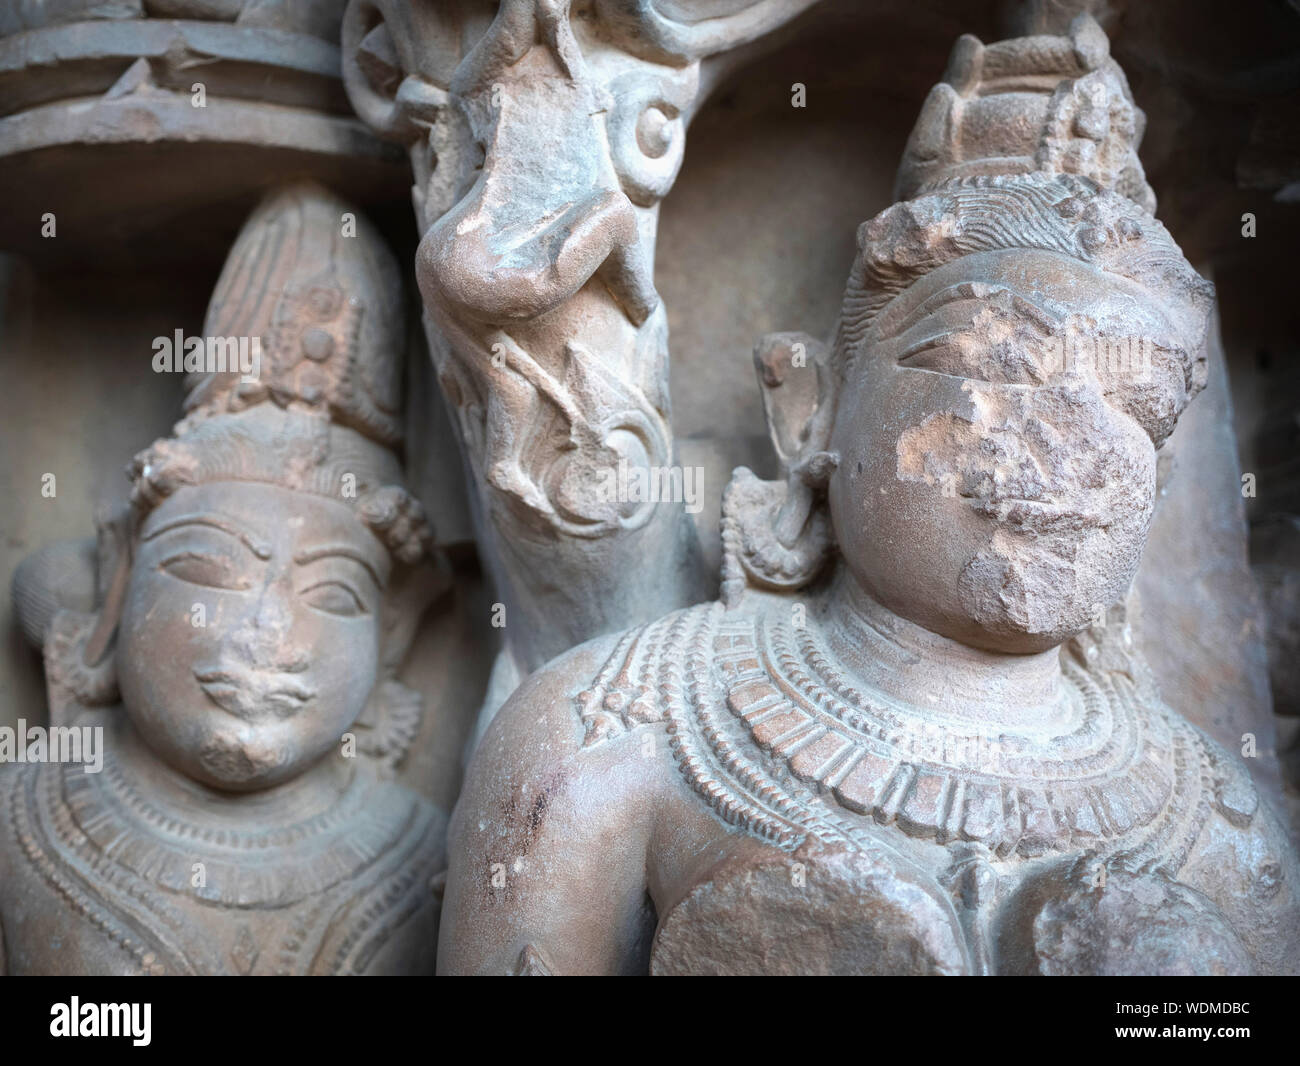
<box><xmin>194</xmin><ymin>668</ymin><xmax>317</xmax><ymax>720</ymax></box>
<box><xmin>966</xmin><ymin>493</ymin><xmax>1106</xmax><ymax>533</ymax></box>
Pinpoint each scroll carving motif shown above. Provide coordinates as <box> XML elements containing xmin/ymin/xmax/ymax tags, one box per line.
<box><xmin>342</xmin><ymin>0</ymin><xmax>821</xmax><ymax>673</ymax></box>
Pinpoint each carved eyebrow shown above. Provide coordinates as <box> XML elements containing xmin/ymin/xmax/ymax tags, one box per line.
<box><xmin>293</xmin><ymin>545</ymin><xmax>383</xmax><ymax>588</ymax></box>
<box><xmin>897</xmin><ymin>314</ymin><xmax>1054</xmax><ymax>368</ymax></box>
<box><xmin>875</xmin><ymin>281</ymin><xmax>1060</xmax><ymax>341</ymax></box>
<box><xmin>141</xmin><ymin>514</ymin><xmax>272</xmax><ymax>559</ymax></box>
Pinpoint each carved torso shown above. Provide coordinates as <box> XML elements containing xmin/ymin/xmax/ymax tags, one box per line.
<box><xmin>0</xmin><ymin>713</ymin><xmax>445</xmax><ymax>976</ymax></box>
<box><xmin>573</xmin><ymin>593</ymin><xmax>1298</xmax><ymax>975</ymax></box>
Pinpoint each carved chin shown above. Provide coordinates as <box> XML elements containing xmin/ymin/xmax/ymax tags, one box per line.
<box><xmin>198</xmin><ymin>730</ymin><xmax>293</xmax><ymax>786</ymax></box>
<box><xmin>957</xmin><ymin>526</ymin><xmax>1136</xmax><ymax>644</ymax></box>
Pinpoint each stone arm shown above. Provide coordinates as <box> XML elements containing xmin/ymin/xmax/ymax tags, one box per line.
<box><xmin>436</xmin><ymin>637</ymin><xmax>662</xmax><ymax>975</ymax></box>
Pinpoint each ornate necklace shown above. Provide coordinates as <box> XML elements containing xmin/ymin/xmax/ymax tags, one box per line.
<box><xmin>6</xmin><ymin>729</ymin><xmax>439</xmax><ymax>975</ymax></box>
<box><xmin>577</xmin><ymin>596</ymin><xmax>1219</xmax><ymax>871</ymax></box>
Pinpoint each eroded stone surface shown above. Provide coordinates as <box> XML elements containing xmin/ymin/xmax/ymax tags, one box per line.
<box><xmin>437</xmin><ymin>16</ymin><xmax>1300</xmax><ymax>976</ymax></box>
<box><xmin>1</xmin><ymin>0</ymin><xmax>1296</xmax><ymax>978</ymax></box>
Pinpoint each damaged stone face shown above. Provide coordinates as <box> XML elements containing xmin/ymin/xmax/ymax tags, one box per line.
<box><xmin>891</xmin><ymin>376</ymin><xmax>1155</xmax><ymax>650</ymax></box>
<box><xmin>829</xmin><ymin>177</ymin><xmax>1212</xmax><ymax>652</ymax></box>
<box><xmin>436</xmin><ymin>18</ymin><xmax>1300</xmax><ymax>977</ymax></box>
<box><xmin>0</xmin><ymin>185</ymin><xmax>447</xmax><ymax>975</ymax></box>
<box><xmin>841</xmin><ymin>244</ymin><xmax>1195</xmax><ymax>651</ymax></box>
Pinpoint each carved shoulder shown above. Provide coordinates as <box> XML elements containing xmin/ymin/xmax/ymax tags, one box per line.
<box><xmin>438</xmin><ymin>631</ymin><xmax>669</xmax><ymax>974</ymax></box>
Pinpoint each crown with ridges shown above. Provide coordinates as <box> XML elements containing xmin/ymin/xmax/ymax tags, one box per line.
<box><xmin>895</xmin><ymin>14</ymin><xmax>1155</xmax><ymax>213</ymax></box>
<box><xmin>182</xmin><ymin>181</ymin><xmax>406</xmax><ymax>450</ymax></box>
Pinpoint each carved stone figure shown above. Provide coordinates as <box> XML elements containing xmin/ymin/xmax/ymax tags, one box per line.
<box><xmin>437</xmin><ymin>22</ymin><xmax>1300</xmax><ymax>975</ymax></box>
<box><xmin>0</xmin><ymin>183</ymin><xmax>447</xmax><ymax>975</ymax></box>
<box><xmin>336</xmin><ymin>1</ymin><xmax>1284</xmax><ymax>807</ymax></box>
<box><xmin>2</xmin><ymin>0</ymin><xmax>1298</xmax><ymax>983</ymax></box>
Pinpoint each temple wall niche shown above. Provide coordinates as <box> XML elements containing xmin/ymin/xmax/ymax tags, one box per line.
<box><xmin>1</xmin><ymin>264</ymin><xmax>192</xmax><ymax>732</ymax></box>
<box><xmin>0</xmin><ymin>0</ymin><xmax>1298</xmax><ymax>977</ymax></box>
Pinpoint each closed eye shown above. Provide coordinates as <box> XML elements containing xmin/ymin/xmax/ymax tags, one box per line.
<box><xmin>293</xmin><ymin>545</ymin><xmax>383</xmax><ymax>590</ymax></box>
<box><xmin>890</xmin><ymin>293</ymin><xmax>1061</xmax><ymax>385</ymax></box>
<box><xmin>159</xmin><ymin>550</ymin><xmax>252</xmax><ymax>591</ymax></box>
<box><xmin>144</xmin><ymin>515</ymin><xmax>267</xmax><ymax>591</ymax></box>
<box><xmin>874</xmin><ymin>282</ymin><xmax>1008</xmax><ymax>341</ymax></box>
<box><xmin>300</xmin><ymin>580</ymin><xmax>368</xmax><ymax>618</ymax></box>
<box><xmin>895</xmin><ymin>332</ymin><xmax>1055</xmax><ymax>385</ymax></box>
<box><xmin>878</xmin><ymin>283</ymin><xmax>1060</xmax><ymax>343</ymax></box>
<box><xmin>897</xmin><ymin>333</ymin><xmax>962</xmax><ymax>368</ymax></box>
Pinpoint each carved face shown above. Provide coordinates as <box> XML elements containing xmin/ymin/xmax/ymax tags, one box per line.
<box><xmin>117</xmin><ymin>481</ymin><xmax>389</xmax><ymax>791</ymax></box>
<box><xmin>829</xmin><ymin>248</ymin><xmax>1195</xmax><ymax>654</ymax></box>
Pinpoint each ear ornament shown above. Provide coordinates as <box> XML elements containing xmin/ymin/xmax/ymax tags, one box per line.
<box><xmin>719</xmin><ymin>465</ymin><xmax>836</xmax><ymax>608</ymax></box>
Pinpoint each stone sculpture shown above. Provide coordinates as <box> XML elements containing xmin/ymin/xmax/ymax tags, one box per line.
<box><xmin>2</xmin><ymin>0</ymin><xmax>1297</xmax><ymax>982</ymax></box>
<box><xmin>0</xmin><ymin>183</ymin><xmax>447</xmax><ymax>975</ymax></box>
<box><xmin>341</xmin><ymin>0</ymin><xmax>825</xmax><ymax>697</ymax></box>
<box><xmin>437</xmin><ymin>19</ymin><xmax>1300</xmax><ymax>975</ymax></box>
